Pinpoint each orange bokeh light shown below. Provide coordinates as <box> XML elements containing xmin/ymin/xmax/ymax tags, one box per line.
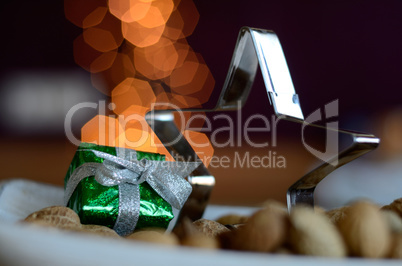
<box><xmin>68</xmin><ymin>0</ymin><xmax>216</xmax><ymax>167</ymax></box>
<box><xmin>169</xmin><ymin>60</ymin><xmax>200</xmax><ymax>89</ymax></box>
<box><xmin>118</xmin><ymin>128</ymin><xmax>158</xmax><ymax>153</ymax></box>
<box><xmin>173</xmin><ymin>40</ymin><xmax>191</xmax><ymax>68</ymax></box>
<box><xmin>153</xmin><ymin>0</ymin><xmax>174</xmax><ymax>22</ymax></box>
<box><xmin>81</xmin><ymin>115</ymin><xmax>123</xmax><ymax>147</ymax></box>
<box><xmin>153</xmin><ymin>91</ymin><xmax>172</xmax><ymax>109</ymax></box>
<box><xmin>82</xmin><ymin>7</ymin><xmax>109</xmax><ymax>28</ymax></box>
<box><xmin>91</xmin><ymin>53</ymin><xmax>136</xmax><ymax>95</ymax></box>
<box><xmin>81</xmin><ymin>114</ymin><xmax>173</xmax><ymax>159</ymax></box>
<box><xmin>167</xmin><ymin>51</ymin><xmax>216</xmax><ymax>104</ymax></box>
<box><xmin>90</xmin><ymin>51</ymin><xmax>118</xmax><ymax>73</ymax></box>
<box><xmin>64</xmin><ymin>0</ymin><xmax>108</xmax><ymax>28</ymax></box>
<box><xmin>116</xmin><ymin>118</ymin><xmax>174</xmax><ymax>160</ymax></box>
<box><xmin>163</xmin><ymin>9</ymin><xmax>185</xmax><ymax>40</ymax></box>
<box><xmin>109</xmin><ymin>0</ymin><xmax>152</xmax><ymax>23</ymax></box>
<box><xmin>83</xmin><ymin>12</ymin><xmax>124</xmax><ymax>52</ymax></box>
<box><xmin>134</xmin><ymin>37</ymin><xmax>178</xmax><ymax>80</ymax></box>
<box><xmin>137</xmin><ymin>6</ymin><xmax>165</xmax><ymax>28</ymax></box>
<box><xmin>122</xmin><ymin>20</ymin><xmax>165</xmax><ymax>47</ymax></box>
<box><xmin>73</xmin><ymin>34</ymin><xmax>117</xmax><ymax>73</ymax></box>
<box><xmin>164</xmin><ymin>49</ymin><xmax>197</xmax><ymax>88</ymax></box>
<box><xmin>141</xmin><ymin>0</ymin><xmax>174</xmax><ymax>27</ymax></box>
<box><xmin>176</xmin><ymin>0</ymin><xmax>199</xmax><ymax>37</ymax></box>
<box><xmin>151</xmin><ymin>82</ymin><xmax>166</xmax><ymax>99</ymax></box>
<box><xmin>111</xmin><ymin>78</ymin><xmax>156</xmax><ymax>115</ymax></box>
<box><xmin>189</xmin><ymin>65</ymin><xmax>216</xmax><ymax>104</ymax></box>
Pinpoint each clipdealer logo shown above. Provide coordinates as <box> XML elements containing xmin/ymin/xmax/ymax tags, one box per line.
<box><xmin>207</xmin><ymin>151</ymin><xmax>286</xmax><ymax>169</ymax></box>
<box><xmin>302</xmin><ymin>99</ymin><xmax>339</xmax><ymax>166</ymax></box>
<box><xmin>64</xmin><ymin>100</ymin><xmax>339</xmax><ymax>169</ymax></box>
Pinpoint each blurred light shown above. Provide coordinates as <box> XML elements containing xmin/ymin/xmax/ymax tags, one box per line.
<box><xmin>134</xmin><ymin>37</ymin><xmax>178</xmax><ymax>79</ymax></box>
<box><xmin>66</xmin><ymin>0</ymin><xmax>215</xmax><ymax>163</ymax></box>
<box><xmin>89</xmin><ymin>51</ymin><xmax>118</xmax><ymax>73</ymax></box>
<box><xmin>81</xmin><ymin>115</ymin><xmax>123</xmax><ymax>146</ymax></box>
<box><xmin>168</xmin><ymin>60</ymin><xmax>199</xmax><ymax>88</ymax></box>
<box><xmin>115</xmin><ymin>120</ymin><xmax>174</xmax><ymax>160</ymax></box>
<box><xmin>188</xmin><ymin>176</ymin><xmax>215</xmax><ymax>186</ymax></box>
<box><xmin>111</xmin><ymin>78</ymin><xmax>156</xmax><ymax>115</ymax></box>
<box><xmin>136</xmin><ymin>0</ymin><xmax>174</xmax><ymax>28</ymax></box>
<box><xmin>149</xmin><ymin>112</ymin><xmax>174</xmax><ymax>122</ymax></box>
<box><xmin>108</xmin><ymin>0</ymin><xmax>151</xmax><ymax>23</ymax></box>
<box><xmin>152</xmin><ymin>0</ymin><xmax>174</xmax><ymax>23</ymax></box>
<box><xmin>173</xmin><ymin>40</ymin><xmax>191</xmax><ymax>68</ymax></box>
<box><xmin>82</xmin><ymin>7</ymin><xmax>108</xmax><ymax>28</ymax></box>
<box><xmin>185</xmin><ymin>63</ymin><xmax>215</xmax><ymax>104</ymax></box>
<box><xmin>119</xmin><ymin>128</ymin><xmax>158</xmax><ymax>152</ymax></box>
<box><xmin>176</xmin><ymin>0</ymin><xmax>199</xmax><ymax>37</ymax></box>
<box><xmin>0</xmin><ymin>70</ymin><xmax>106</xmax><ymax>135</ymax></box>
<box><xmin>64</xmin><ymin>0</ymin><xmax>108</xmax><ymax>28</ymax></box>
<box><xmin>137</xmin><ymin>6</ymin><xmax>165</xmax><ymax>28</ymax></box>
<box><xmin>73</xmin><ymin>34</ymin><xmax>118</xmax><ymax>73</ymax></box>
<box><xmin>74</xmin><ymin>35</ymin><xmax>103</xmax><ymax>72</ymax></box>
<box><xmin>355</xmin><ymin>137</ymin><xmax>381</xmax><ymax>144</ymax></box>
<box><xmin>91</xmin><ymin>53</ymin><xmax>136</xmax><ymax>95</ymax></box>
<box><xmin>163</xmin><ymin>10</ymin><xmax>185</xmax><ymax>40</ymax></box>
<box><xmin>122</xmin><ymin>20</ymin><xmax>165</xmax><ymax>47</ymax></box>
<box><xmin>154</xmin><ymin>91</ymin><xmax>172</xmax><ymax>107</ymax></box>
<box><xmin>83</xmin><ymin>12</ymin><xmax>123</xmax><ymax>52</ymax></box>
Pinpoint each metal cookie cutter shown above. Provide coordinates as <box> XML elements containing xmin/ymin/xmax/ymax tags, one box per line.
<box><xmin>146</xmin><ymin>26</ymin><xmax>379</xmax><ymax>221</ymax></box>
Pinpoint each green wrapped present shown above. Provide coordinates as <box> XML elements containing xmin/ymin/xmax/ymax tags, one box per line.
<box><xmin>64</xmin><ymin>143</ymin><xmax>199</xmax><ymax>236</ymax></box>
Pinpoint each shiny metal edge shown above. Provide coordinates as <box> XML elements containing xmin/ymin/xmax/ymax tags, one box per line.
<box><xmin>286</xmin><ymin>124</ymin><xmax>380</xmax><ymax>211</ymax></box>
<box><xmin>146</xmin><ymin>26</ymin><xmax>380</xmax><ymax>221</ymax></box>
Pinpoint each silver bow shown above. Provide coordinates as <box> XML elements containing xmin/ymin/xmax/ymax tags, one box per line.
<box><xmin>64</xmin><ymin>147</ymin><xmax>200</xmax><ymax>236</ymax></box>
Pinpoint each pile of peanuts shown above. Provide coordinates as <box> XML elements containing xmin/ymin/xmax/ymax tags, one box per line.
<box><xmin>23</xmin><ymin>198</ymin><xmax>402</xmax><ymax>259</ymax></box>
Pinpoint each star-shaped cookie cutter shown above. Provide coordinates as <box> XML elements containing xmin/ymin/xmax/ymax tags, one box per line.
<box><xmin>146</xmin><ymin>27</ymin><xmax>379</xmax><ymax>221</ymax></box>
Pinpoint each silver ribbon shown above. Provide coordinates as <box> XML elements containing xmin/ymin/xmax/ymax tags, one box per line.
<box><xmin>64</xmin><ymin>147</ymin><xmax>200</xmax><ymax>236</ymax></box>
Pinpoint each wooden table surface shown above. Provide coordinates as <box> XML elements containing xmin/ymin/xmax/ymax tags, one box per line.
<box><xmin>0</xmin><ymin>138</ymin><xmax>316</xmax><ymax>206</ymax></box>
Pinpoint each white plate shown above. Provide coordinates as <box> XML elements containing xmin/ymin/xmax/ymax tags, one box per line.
<box><xmin>0</xmin><ymin>179</ymin><xmax>398</xmax><ymax>266</ymax></box>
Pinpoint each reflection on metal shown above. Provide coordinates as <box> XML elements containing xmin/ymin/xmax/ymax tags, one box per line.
<box><xmin>286</xmin><ymin>127</ymin><xmax>379</xmax><ymax>211</ymax></box>
<box><xmin>146</xmin><ymin>26</ymin><xmax>379</xmax><ymax>221</ymax></box>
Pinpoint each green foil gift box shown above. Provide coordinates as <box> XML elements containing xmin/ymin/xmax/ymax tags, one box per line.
<box><xmin>64</xmin><ymin>143</ymin><xmax>199</xmax><ymax>236</ymax></box>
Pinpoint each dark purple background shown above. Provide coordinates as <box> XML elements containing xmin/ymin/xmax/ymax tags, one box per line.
<box><xmin>1</xmin><ymin>0</ymin><xmax>401</xmax><ymax>135</ymax></box>
<box><xmin>189</xmin><ymin>1</ymin><xmax>402</xmax><ymax>124</ymax></box>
